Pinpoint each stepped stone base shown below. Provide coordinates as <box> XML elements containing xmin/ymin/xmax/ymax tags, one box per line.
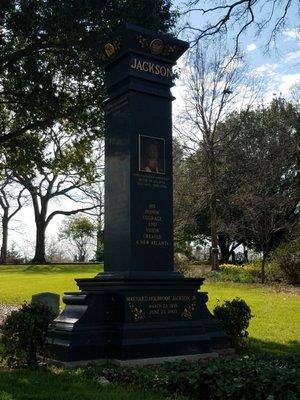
<box><xmin>46</xmin><ymin>276</ymin><xmax>230</xmax><ymax>363</ymax></box>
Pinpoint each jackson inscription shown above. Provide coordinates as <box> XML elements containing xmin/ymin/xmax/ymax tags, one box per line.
<box><xmin>131</xmin><ymin>57</ymin><xmax>172</xmax><ymax>78</ymax></box>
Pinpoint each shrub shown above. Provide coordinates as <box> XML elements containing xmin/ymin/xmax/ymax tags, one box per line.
<box><xmin>219</xmin><ymin>263</ymin><xmax>234</xmax><ymax>270</ymax></box>
<box><xmin>243</xmin><ymin>261</ymin><xmax>261</xmax><ymax>279</ymax></box>
<box><xmin>218</xmin><ymin>264</ymin><xmax>258</xmax><ymax>283</ymax></box>
<box><xmin>0</xmin><ymin>302</ymin><xmax>55</xmax><ymax>367</ymax></box>
<box><xmin>200</xmin><ymin>257</ymin><xmax>298</xmax><ymax>285</ymax></box>
<box><xmin>213</xmin><ymin>298</ymin><xmax>252</xmax><ymax>347</ymax></box>
<box><xmin>265</xmin><ymin>259</ymin><xmax>284</xmax><ymax>283</ymax></box>
<box><xmin>83</xmin><ymin>355</ymin><xmax>300</xmax><ymax>400</ymax></box>
<box><xmin>271</xmin><ymin>240</ymin><xmax>300</xmax><ymax>284</ymax></box>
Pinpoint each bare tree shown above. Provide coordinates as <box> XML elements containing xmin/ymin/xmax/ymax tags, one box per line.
<box><xmin>45</xmin><ymin>236</ymin><xmax>71</xmax><ymax>263</ymax></box>
<box><xmin>176</xmin><ymin>39</ymin><xmax>259</xmax><ymax>269</ymax></box>
<box><xmin>0</xmin><ymin>176</ymin><xmax>27</xmax><ymax>263</ymax></box>
<box><xmin>182</xmin><ymin>0</ymin><xmax>299</xmax><ymax>52</ymax></box>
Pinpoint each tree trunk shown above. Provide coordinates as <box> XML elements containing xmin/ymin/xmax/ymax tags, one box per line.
<box><xmin>218</xmin><ymin>234</ymin><xmax>230</xmax><ymax>263</ymax></box>
<box><xmin>261</xmin><ymin>252</ymin><xmax>266</xmax><ymax>284</ymax></box>
<box><xmin>32</xmin><ymin>220</ymin><xmax>47</xmax><ymax>264</ymax></box>
<box><xmin>96</xmin><ymin>228</ymin><xmax>102</xmax><ymax>256</ymax></box>
<box><xmin>231</xmin><ymin>250</ymin><xmax>236</xmax><ymax>264</ymax></box>
<box><xmin>78</xmin><ymin>253</ymin><xmax>85</xmax><ymax>262</ymax></box>
<box><xmin>30</xmin><ymin>193</ymin><xmax>49</xmax><ymax>264</ymax></box>
<box><xmin>210</xmin><ymin>198</ymin><xmax>219</xmax><ymax>271</ymax></box>
<box><xmin>243</xmin><ymin>247</ymin><xmax>248</xmax><ymax>263</ymax></box>
<box><xmin>0</xmin><ymin>212</ymin><xmax>8</xmax><ymax>263</ymax></box>
<box><xmin>96</xmin><ymin>227</ymin><xmax>104</xmax><ymax>261</ymax></box>
<box><xmin>208</xmin><ymin>141</ymin><xmax>219</xmax><ymax>271</ymax></box>
<box><xmin>78</xmin><ymin>247</ymin><xmax>86</xmax><ymax>262</ymax></box>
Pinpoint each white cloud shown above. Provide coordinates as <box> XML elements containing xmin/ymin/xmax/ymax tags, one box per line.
<box><xmin>283</xmin><ymin>29</ymin><xmax>300</xmax><ymax>41</ymax></box>
<box><xmin>285</xmin><ymin>50</ymin><xmax>300</xmax><ymax>62</ymax></box>
<box><xmin>278</xmin><ymin>73</ymin><xmax>300</xmax><ymax>94</ymax></box>
<box><xmin>251</xmin><ymin>63</ymin><xmax>278</xmax><ymax>76</ymax></box>
<box><xmin>262</xmin><ymin>72</ymin><xmax>300</xmax><ymax>103</ymax></box>
<box><xmin>246</xmin><ymin>43</ymin><xmax>257</xmax><ymax>52</ymax></box>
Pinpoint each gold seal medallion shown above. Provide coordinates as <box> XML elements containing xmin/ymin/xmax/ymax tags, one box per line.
<box><xmin>150</xmin><ymin>39</ymin><xmax>164</xmax><ymax>55</ymax></box>
<box><xmin>104</xmin><ymin>43</ymin><xmax>116</xmax><ymax>57</ymax></box>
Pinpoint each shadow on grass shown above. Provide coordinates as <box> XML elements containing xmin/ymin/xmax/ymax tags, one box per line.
<box><xmin>0</xmin><ymin>264</ymin><xmax>103</xmax><ymax>274</ymax></box>
<box><xmin>24</xmin><ymin>264</ymin><xmax>103</xmax><ymax>274</ymax></box>
<box><xmin>0</xmin><ymin>366</ymin><xmax>173</xmax><ymax>400</ymax></box>
<box><xmin>244</xmin><ymin>337</ymin><xmax>300</xmax><ymax>356</ymax></box>
<box><xmin>0</xmin><ymin>263</ymin><xmax>103</xmax><ymax>274</ymax></box>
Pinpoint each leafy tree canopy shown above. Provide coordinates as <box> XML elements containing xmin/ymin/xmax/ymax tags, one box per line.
<box><xmin>62</xmin><ymin>215</ymin><xmax>95</xmax><ymax>262</ymax></box>
<box><xmin>0</xmin><ymin>0</ymin><xmax>176</xmax><ymax>145</ymax></box>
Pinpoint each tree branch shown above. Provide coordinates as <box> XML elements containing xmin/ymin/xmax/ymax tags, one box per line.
<box><xmin>46</xmin><ymin>205</ymin><xmax>97</xmax><ymax>226</ymax></box>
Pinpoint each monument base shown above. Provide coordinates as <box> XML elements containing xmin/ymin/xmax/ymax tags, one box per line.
<box><xmin>46</xmin><ymin>276</ymin><xmax>230</xmax><ymax>363</ymax></box>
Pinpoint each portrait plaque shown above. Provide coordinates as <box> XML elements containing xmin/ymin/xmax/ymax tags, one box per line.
<box><xmin>139</xmin><ymin>135</ymin><xmax>165</xmax><ymax>174</ymax></box>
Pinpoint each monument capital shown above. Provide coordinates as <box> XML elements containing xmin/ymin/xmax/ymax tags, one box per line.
<box><xmin>99</xmin><ymin>23</ymin><xmax>189</xmax><ymax>67</ymax></box>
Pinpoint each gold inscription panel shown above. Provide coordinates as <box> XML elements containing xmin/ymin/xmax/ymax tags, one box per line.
<box><xmin>134</xmin><ymin>173</ymin><xmax>169</xmax><ymax>189</ymax></box>
<box><xmin>135</xmin><ymin>203</ymin><xmax>169</xmax><ymax>247</ymax></box>
<box><xmin>126</xmin><ymin>294</ymin><xmax>197</xmax><ymax>322</ymax></box>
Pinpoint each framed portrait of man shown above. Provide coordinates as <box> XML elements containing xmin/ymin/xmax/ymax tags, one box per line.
<box><xmin>139</xmin><ymin>135</ymin><xmax>165</xmax><ymax>174</ymax></box>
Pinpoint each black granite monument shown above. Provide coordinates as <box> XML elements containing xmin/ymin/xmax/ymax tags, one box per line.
<box><xmin>47</xmin><ymin>24</ymin><xmax>229</xmax><ymax>363</ymax></box>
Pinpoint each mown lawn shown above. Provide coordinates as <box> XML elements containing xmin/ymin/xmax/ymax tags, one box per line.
<box><xmin>0</xmin><ymin>264</ymin><xmax>299</xmax><ymax>356</ymax></box>
<box><xmin>204</xmin><ymin>281</ymin><xmax>300</xmax><ymax>356</ymax></box>
<box><xmin>0</xmin><ymin>367</ymin><xmax>188</xmax><ymax>400</ymax></box>
<box><xmin>0</xmin><ymin>264</ymin><xmax>101</xmax><ymax>305</ymax></box>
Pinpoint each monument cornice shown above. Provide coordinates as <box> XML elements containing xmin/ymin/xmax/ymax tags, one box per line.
<box><xmin>99</xmin><ymin>23</ymin><xmax>189</xmax><ymax>66</ymax></box>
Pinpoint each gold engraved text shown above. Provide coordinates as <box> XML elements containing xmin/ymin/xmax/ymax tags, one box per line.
<box><xmin>131</xmin><ymin>58</ymin><xmax>172</xmax><ymax>78</ymax></box>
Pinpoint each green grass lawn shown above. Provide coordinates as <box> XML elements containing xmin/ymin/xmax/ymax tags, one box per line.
<box><xmin>0</xmin><ymin>264</ymin><xmax>101</xmax><ymax>305</ymax></box>
<box><xmin>204</xmin><ymin>281</ymin><xmax>300</xmax><ymax>356</ymax></box>
<box><xmin>0</xmin><ymin>264</ymin><xmax>299</xmax><ymax>356</ymax></box>
<box><xmin>0</xmin><ymin>367</ymin><xmax>188</xmax><ymax>400</ymax></box>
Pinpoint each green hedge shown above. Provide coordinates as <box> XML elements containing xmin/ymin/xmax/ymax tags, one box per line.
<box><xmin>84</xmin><ymin>355</ymin><xmax>300</xmax><ymax>400</ymax></box>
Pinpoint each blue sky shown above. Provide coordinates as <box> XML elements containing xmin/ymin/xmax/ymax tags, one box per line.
<box><xmin>173</xmin><ymin>0</ymin><xmax>300</xmax><ymax>100</ymax></box>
